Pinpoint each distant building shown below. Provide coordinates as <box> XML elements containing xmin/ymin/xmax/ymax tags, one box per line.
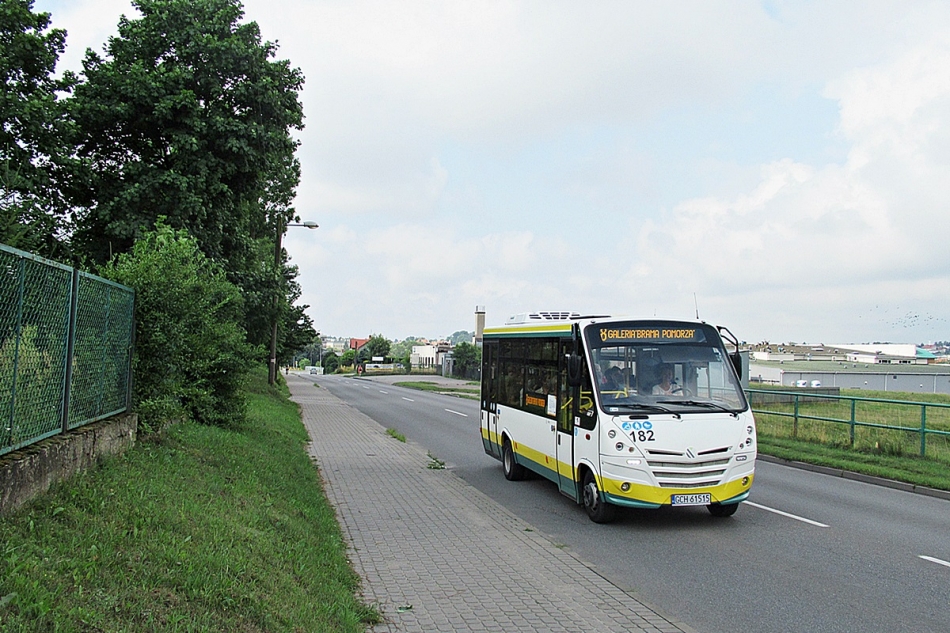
<box><xmin>410</xmin><ymin>343</ymin><xmax>451</xmax><ymax>369</ymax></box>
<box><xmin>750</xmin><ymin>342</ymin><xmax>936</xmax><ymax>365</ymax></box>
<box><xmin>323</xmin><ymin>337</ymin><xmax>348</xmax><ymax>354</ymax></box>
<box><xmin>836</xmin><ymin>344</ymin><xmax>935</xmax><ymax>365</ymax></box>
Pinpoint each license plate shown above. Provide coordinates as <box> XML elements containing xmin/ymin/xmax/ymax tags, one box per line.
<box><xmin>671</xmin><ymin>493</ymin><xmax>711</xmax><ymax>506</ymax></box>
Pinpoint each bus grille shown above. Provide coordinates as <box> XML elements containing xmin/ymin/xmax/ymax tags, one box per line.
<box><xmin>646</xmin><ymin>448</ymin><xmax>732</xmax><ymax>488</ymax></box>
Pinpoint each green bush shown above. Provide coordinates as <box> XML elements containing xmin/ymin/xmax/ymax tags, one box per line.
<box><xmin>101</xmin><ymin>221</ymin><xmax>255</xmax><ymax>428</ymax></box>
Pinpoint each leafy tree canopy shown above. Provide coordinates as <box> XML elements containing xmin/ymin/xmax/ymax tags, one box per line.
<box><xmin>451</xmin><ymin>341</ymin><xmax>480</xmax><ymax>377</ymax></box>
<box><xmin>65</xmin><ymin>0</ymin><xmax>311</xmax><ymax>367</ymax></box>
<box><xmin>69</xmin><ymin>0</ymin><xmax>305</xmax><ymax>270</ymax></box>
<box><xmin>362</xmin><ymin>334</ymin><xmax>391</xmax><ymax>360</ymax></box>
<box><xmin>448</xmin><ymin>330</ymin><xmax>473</xmax><ymax>345</ymax></box>
<box><xmin>0</xmin><ymin>0</ymin><xmax>75</xmax><ymax>256</ymax></box>
<box><xmin>390</xmin><ymin>337</ymin><xmax>422</xmax><ymax>359</ymax></box>
<box><xmin>321</xmin><ymin>350</ymin><xmax>339</xmax><ymax>374</ymax></box>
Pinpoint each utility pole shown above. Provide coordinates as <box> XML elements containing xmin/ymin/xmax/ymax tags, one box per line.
<box><xmin>269</xmin><ymin>220</ymin><xmax>318</xmax><ymax>385</ymax></box>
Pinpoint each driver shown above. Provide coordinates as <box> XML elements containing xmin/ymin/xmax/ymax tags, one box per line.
<box><xmin>652</xmin><ymin>364</ymin><xmax>683</xmax><ymax>396</ymax></box>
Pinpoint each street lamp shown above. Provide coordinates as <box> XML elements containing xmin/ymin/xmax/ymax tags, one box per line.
<box><xmin>269</xmin><ymin>220</ymin><xmax>319</xmax><ymax>385</ymax></box>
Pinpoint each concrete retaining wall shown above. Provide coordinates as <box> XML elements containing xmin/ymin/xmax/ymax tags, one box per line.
<box><xmin>0</xmin><ymin>413</ymin><xmax>137</xmax><ymax>517</ymax></box>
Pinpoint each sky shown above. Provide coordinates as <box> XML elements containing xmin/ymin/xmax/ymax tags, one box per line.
<box><xmin>35</xmin><ymin>0</ymin><xmax>950</xmax><ymax>345</ymax></box>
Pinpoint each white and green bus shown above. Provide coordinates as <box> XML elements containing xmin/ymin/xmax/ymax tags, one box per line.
<box><xmin>480</xmin><ymin>311</ymin><xmax>755</xmax><ymax>522</ymax></box>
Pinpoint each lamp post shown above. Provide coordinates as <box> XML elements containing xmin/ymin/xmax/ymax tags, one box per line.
<box><xmin>269</xmin><ymin>220</ymin><xmax>319</xmax><ymax>385</ymax></box>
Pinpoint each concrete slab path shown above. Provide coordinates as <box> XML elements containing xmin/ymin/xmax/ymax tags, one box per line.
<box><xmin>289</xmin><ymin>374</ymin><xmax>695</xmax><ymax>633</ymax></box>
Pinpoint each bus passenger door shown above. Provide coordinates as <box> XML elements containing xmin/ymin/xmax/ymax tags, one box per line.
<box><xmin>481</xmin><ymin>341</ymin><xmax>501</xmax><ymax>458</ymax></box>
<box><xmin>556</xmin><ymin>342</ymin><xmax>577</xmax><ymax>498</ymax></box>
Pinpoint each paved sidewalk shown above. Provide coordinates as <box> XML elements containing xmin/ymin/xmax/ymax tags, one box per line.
<box><xmin>289</xmin><ymin>374</ymin><xmax>695</xmax><ymax>633</ymax></box>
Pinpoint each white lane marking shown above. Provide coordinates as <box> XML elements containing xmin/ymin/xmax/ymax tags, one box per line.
<box><xmin>402</xmin><ymin>397</ymin><xmax>414</xmax><ymax>402</ymax></box>
<box><xmin>379</xmin><ymin>390</ymin><xmax>388</xmax><ymax>394</ymax></box>
<box><xmin>920</xmin><ymin>555</ymin><xmax>950</xmax><ymax>568</ymax></box>
<box><xmin>444</xmin><ymin>409</ymin><xmax>468</xmax><ymax>417</ymax></box>
<box><xmin>745</xmin><ymin>501</ymin><xmax>830</xmax><ymax>528</ymax></box>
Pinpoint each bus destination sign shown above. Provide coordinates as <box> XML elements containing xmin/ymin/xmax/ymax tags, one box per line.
<box><xmin>598</xmin><ymin>326</ymin><xmax>701</xmax><ymax>344</ymax></box>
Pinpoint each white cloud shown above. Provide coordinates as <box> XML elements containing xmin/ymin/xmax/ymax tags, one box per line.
<box><xmin>620</xmin><ymin>33</ymin><xmax>950</xmax><ymax>342</ymax></box>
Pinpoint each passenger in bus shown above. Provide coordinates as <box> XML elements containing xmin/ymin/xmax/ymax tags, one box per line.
<box><xmin>652</xmin><ymin>364</ymin><xmax>683</xmax><ymax>396</ymax></box>
<box><xmin>604</xmin><ymin>366</ymin><xmax>624</xmax><ymax>391</ymax></box>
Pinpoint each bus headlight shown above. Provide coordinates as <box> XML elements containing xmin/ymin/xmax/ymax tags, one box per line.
<box><xmin>608</xmin><ymin>429</ymin><xmax>616</xmax><ymax>439</ymax></box>
<box><xmin>620</xmin><ymin>482</ymin><xmax>631</xmax><ymax>492</ymax></box>
<box><xmin>615</xmin><ymin>442</ymin><xmax>625</xmax><ymax>451</ymax></box>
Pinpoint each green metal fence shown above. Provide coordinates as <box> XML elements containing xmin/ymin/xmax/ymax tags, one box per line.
<box><xmin>747</xmin><ymin>388</ymin><xmax>950</xmax><ymax>463</ymax></box>
<box><xmin>1</xmin><ymin>244</ymin><xmax>134</xmax><ymax>457</ymax></box>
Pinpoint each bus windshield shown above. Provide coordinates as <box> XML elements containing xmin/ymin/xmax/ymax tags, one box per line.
<box><xmin>585</xmin><ymin>322</ymin><xmax>747</xmax><ymax>414</ymax></box>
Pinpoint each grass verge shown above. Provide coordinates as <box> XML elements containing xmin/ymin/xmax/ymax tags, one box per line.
<box><xmin>758</xmin><ymin>436</ymin><xmax>950</xmax><ymax>491</ymax></box>
<box><xmin>393</xmin><ymin>381</ymin><xmax>479</xmax><ymax>399</ymax></box>
<box><xmin>0</xmin><ymin>367</ymin><xmax>378</xmax><ymax>632</ymax></box>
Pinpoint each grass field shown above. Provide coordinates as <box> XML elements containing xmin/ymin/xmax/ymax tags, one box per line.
<box><xmin>750</xmin><ymin>387</ymin><xmax>950</xmax><ymax>490</ymax></box>
<box><xmin>0</xmin><ymin>368</ymin><xmax>378</xmax><ymax>632</ymax></box>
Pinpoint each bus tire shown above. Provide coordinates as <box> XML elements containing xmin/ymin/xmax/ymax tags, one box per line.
<box><xmin>582</xmin><ymin>470</ymin><xmax>616</xmax><ymax>523</ymax></box>
<box><xmin>707</xmin><ymin>502</ymin><xmax>739</xmax><ymax>517</ymax></box>
<box><xmin>502</xmin><ymin>439</ymin><xmax>526</xmax><ymax>481</ymax></box>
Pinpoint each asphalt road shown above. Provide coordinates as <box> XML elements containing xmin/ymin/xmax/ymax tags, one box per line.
<box><xmin>309</xmin><ymin>374</ymin><xmax>950</xmax><ymax>633</ymax></box>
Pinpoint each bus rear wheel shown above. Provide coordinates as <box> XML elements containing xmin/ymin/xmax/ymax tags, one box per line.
<box><xmin>707</xmin><ymin>502</ymin><xmax>739</xmax><ymax>517</ymax></box>
<box><xmin>582</xmin><ymin>471</ymin><xmax>616</xmax><ymax>523</ymax></box>
<box><xmin>502</xmin><ymin>439</ymin><xmax>526</xmax><ymax>481</ymax></box>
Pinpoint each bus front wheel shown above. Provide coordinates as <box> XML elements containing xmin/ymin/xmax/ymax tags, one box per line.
<box><xmin>502</xmin><ymin>439</ymin><xmax>526</xmax><ymax>481</ymax></box>
<box><xmin>707</xmin><ymin>502</ymin><xmax>739</xmax><ymax>517</ymax></box>
<box><xmin>582</xmin><ymin>471</ymin><xmax>616</xmax><ymax>523</ymax></box>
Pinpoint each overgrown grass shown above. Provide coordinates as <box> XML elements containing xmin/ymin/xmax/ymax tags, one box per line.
<box><xmin>393</xmin><ymin>381</ymin><xmax>480</xmax><ymax>399</ymax></box>
<box><xmin>0</xmin><ymin>367</ymin><xmax>378</xmax><ymax>632</ymax></box>
<box><xmin>385</xmin><ymin>428</ymin><xmax>406</xmax><ymax>442</ymax></box>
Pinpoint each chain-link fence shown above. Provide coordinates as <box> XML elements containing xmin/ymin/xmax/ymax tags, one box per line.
<box><xmin>1</xmin><ymin>244</ymin><xmax>134</xmax><ymax>457</ymax></box>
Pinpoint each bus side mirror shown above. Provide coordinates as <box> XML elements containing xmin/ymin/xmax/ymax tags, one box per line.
<box><xmin>730</xmin><ymin>352</ymin><xmax>742</xmax><ymax>378</ymax></box>
<box><xmin>567</xmin><ymin>353</ymin><xmax>583</xmax><ymax>387</ymax></box>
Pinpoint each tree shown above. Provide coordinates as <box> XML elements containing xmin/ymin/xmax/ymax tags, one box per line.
<box><xmin>274</xmin><ymin>270</ymin><xmax>316</xmax><ymax>366</ymax></box>
<box><xmin>66</xmin><ymin>0</ymin><xmax>308</xmax><ymax>355</ymax></box>
<box><xmin>322</xmin><ymin>351</ymin><xmax>339</xmax><ymax>374</ymax></box>
<box><xmin>101</xmin><ymin>220</ymin><xmax>254</xmax><ymax>427</ymax></box>
<box><xmin>448</xmin><ymin>330</ymin><xmax>473</xmax><ymax>345</ymax></box>
<box><xmin>363</xmin><ymin>334</ymin><xmax>391</xmax><ymax>360</ymax></box>
<box><xmin>0</xmin><ymin>0</ymin><xmax>75</xmax><ymax>257</ymax></box>
<box><xmin>451</xmin><ymin>341</ymin><xmax>480</xmax><ymax>378</ymax></box>
<box><xmin>390</xmin><ymin>337</ymin><xmax>421</xmax><ymax>359</ymax></box>
<box><xmin>296</xmin><ymin>335</ymin><xmax>324</xmax><ymax>368</ymax></box>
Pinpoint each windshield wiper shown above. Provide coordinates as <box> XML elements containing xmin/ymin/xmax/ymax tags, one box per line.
<box><xmin>605</xmin><ymin>403</ymin><xmax>675</xmax><ymax>414</ymax></box>
<box><xmin>657</xmin><ymin>399</ymin><xmax>736</xmax><ymax>414</ymax></box>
